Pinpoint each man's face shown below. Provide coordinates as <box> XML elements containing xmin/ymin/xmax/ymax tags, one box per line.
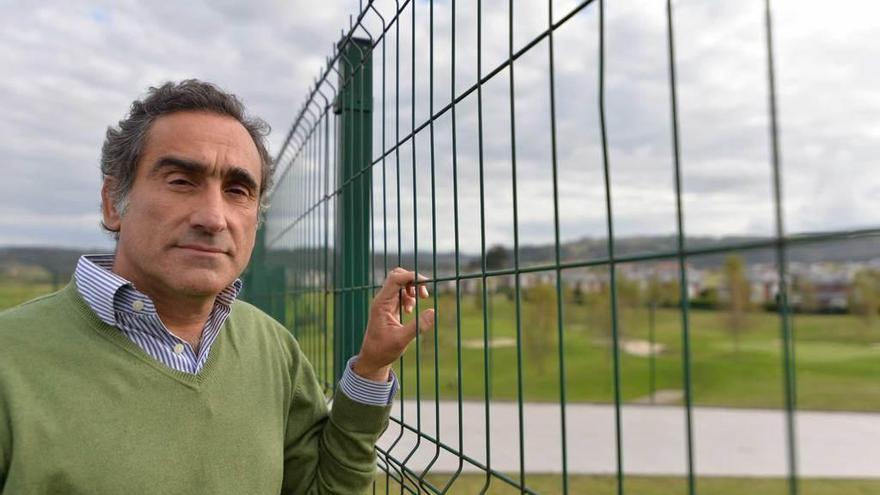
<box><xmin>102</xmin><ymin>111</ymin><xmax>262</xmax><ymax>300</ymax></box>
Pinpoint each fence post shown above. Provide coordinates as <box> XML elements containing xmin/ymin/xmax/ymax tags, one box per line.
<box><xmin>241</xmin><ymin>226</ymin><xmax>288</xmax><ymax>328</ymax></box>
<box><xmin>333</xmin><ymin>37</ymin><xmax>373</xmax><ymax>384</ymax></box>
<box><xmin>242</xmin><ymin>227</ymin><xmax>268</xmax><ymax>313</ymax></box>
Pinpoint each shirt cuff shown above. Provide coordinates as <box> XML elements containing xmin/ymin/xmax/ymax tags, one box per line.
<box><xmin>337</xmin><ymin>356</ymin><xmax>398</xmax><ymax>406</ymax></box>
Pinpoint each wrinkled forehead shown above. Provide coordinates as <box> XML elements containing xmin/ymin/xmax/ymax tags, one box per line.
<box><xmin>139</xmin><ymin>111</ymin><xmax>262</xmax><ymax>186</ymax></box>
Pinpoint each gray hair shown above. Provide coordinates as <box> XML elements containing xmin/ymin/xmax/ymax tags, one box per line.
<box><xmin>100</xmin><ymin>79</ymin><xmax>274</xmax><ymax>234</ymax></box>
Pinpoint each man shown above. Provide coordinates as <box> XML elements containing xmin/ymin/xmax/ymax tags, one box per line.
<box><xmin>0</xmin><ymin>80</ymin><xmax>435</xmax><ymax>494</ymax></box>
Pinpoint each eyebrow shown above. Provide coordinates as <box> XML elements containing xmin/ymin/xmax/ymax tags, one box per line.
<box><xmin>150</xmin><ymin>156</ymin><xmax>259</xmax><ymax>193</ymax></box>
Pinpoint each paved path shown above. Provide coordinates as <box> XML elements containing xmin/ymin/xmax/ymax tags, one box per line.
<box><xmin>375</xmin><ymin>400</ymin><xmax>880</xmax><ymax>477</ymax></box>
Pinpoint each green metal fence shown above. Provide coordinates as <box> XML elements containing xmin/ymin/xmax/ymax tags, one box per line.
<box><xmin>244</xmin><ymin>0</ymin><xmax>880</xmax><ymax>493</ymax></box>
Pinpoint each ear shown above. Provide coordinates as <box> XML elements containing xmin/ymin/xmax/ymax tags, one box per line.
<box><xmin>101</xmin><ymin>180</ymin><xmax>122</xmax><ymax>232</ymax></box>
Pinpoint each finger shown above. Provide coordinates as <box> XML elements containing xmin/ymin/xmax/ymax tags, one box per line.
<box><xmin>401</xmin><ymin>291</ymin><xmax>421</xmax><ymax>314</ymax></box>
<box><xmin>402</xmin><ymin>308</ymin><xmax>436</xmax><ymax>341</ymax></box>
<box><xmin>377</xmin><ymin>268</ymin><xmax>418</xmax><ymax>302</ymax></box>
<box><xmin>397</xmin><ymin>288</ymin><xmax>413</xmax><ymax>313</ymax></box>
<box><xmin>379</xmin><ymin>268</ymin><xmax>430</xmax><ymax>302</ymax></box>
<box><xmin>407</xmin><ymin>275</ymin><xmax>429</xmax><ymax>296</ymax></box>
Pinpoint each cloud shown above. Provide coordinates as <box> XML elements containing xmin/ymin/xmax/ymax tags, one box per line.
<box><xmin>0</xmin><ymin>0</ymin><xmax>362</xmax><ymax>249</ymax></box>
<box><xmin>1</xmin><ymin>0</ymin><xmax>877</xmax><ymax>253</ymax></box>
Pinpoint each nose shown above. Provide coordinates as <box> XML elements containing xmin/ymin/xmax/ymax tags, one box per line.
<box><xmin>189</xmin><ymin>185</ymin><xmax>228</xmax><ymax>233</ymax></box>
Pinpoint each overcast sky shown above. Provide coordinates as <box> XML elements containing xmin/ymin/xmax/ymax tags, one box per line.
<box><xmin>2</xmin><ymin>0</ymin><xmax>878</xmax><ymax>253</ymax></box>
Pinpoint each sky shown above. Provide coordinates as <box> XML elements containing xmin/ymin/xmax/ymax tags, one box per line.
<box><xmin>1</xmin><ymin>0</ymin><xmax>878</xmax><ymax>253</ymax></box>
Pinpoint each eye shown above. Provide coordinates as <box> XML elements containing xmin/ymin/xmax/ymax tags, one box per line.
<box><xmin>226</xmin><ymin>186</ymin><xmax>251</xmax><ymax>197</ymax></box>
<box><xmin>167</xmin><ymin>174</ymin><xmax>195</xmax><ymax>187</ymax></box>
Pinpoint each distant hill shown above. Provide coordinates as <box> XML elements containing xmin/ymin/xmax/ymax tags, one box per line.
<box><xmin>521</xmin><ymin>234</ymin><xmax>880</xmax><ymax>268</ymax></box>
<box><xmin>0</xmin><ymin>246</ymin><xmax>110</xmax><ymax>283</ymax></box>
<box><xmin>265</xmin><ymin>233</ymin><xmax>880</xmax><ymax>273</ymax></box>
<box><xmin>2</xmin><ymin>233</ymin><xmax>876</xmax><ymax>283</ymax></box>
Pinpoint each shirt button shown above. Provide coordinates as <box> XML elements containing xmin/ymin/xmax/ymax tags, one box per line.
<box><xmin>173</xmin><ymin>343</ymin><xmax>185</xmax><ymax>355</ymax></box>
<box><xmin>131</xmin><ymin>300</ymin><xmax>145</xmax><ymax>312</ymax></box>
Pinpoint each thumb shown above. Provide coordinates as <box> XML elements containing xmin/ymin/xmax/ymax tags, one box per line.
<box><xmin>403</xmin><ymin>308</ymin><xmax>436</xmax><ymax>341</ymax></box>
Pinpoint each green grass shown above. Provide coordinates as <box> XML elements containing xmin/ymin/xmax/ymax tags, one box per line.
<box><xmin>0</xmin><ymin>282</ymin><xmax>55</xmax><ymax>311</ymax></box>
<box><xmin>9</xmin><ymin>281</ymin><xmax>880</xmax><ymax>412</ymax></box>
<box><xmin>374</xmin><ymin>473</ymin><xmax>880</xmax><ymax>494</ymax></box>
<box><xmin>391</xmin><ymin>293</ymin><xmax>880</xmax><ymax>412</ymax></box>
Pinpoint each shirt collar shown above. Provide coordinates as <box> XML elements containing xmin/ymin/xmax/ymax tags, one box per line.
<box><xmin>73</xmin><ymin>254</ymin><xmax>243</xmax><ymax>326</ymax></box>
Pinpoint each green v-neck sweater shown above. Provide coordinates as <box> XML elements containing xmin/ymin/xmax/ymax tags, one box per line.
<box><xmin>0</xmin><ymin>283</ymin><xmax>390</xmax><ymax>494</ymax></box>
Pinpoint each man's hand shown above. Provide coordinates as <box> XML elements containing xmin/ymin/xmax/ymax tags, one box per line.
<box><xmin>353</xmin><ymin>267</ymin><xmax>435</xmax><ymax>382</ymax></box>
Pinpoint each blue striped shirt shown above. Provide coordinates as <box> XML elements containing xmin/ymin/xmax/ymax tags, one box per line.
<box><xmin>74</xmin><ymin>255</ymin><xmax>396</xmax><ymax>406</ymax></box>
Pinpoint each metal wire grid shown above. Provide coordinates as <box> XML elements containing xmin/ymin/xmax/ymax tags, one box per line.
<box><xmin>251</xmin><ymin>0</ymin><xmax>880</xmax><ymax>493</ymax></box>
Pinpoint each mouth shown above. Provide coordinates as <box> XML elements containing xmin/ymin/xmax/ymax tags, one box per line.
<box><xmin>175</xmin><ymin>244</ymin><xmax>228</xmax><ymax>255</ymax></box>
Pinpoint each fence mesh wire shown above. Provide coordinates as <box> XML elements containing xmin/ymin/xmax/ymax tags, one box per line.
<box><xmin>244</xmin><ymin>0</ymin><xmax>880</xmax><ymax>493</ymax></box>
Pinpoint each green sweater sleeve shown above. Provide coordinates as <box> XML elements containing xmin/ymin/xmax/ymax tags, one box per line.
<box><xmin>0</xmin><ymin>402</ymin><xmax>7</xmax><ymax>489</ymax></box>
<box><xmin>281</xmin><ymin>345</ymin><xmax>390</xmax><ymax>494</ymax></box>
<box><xmin>0</xmin><ymin>351</ymin><xmax>9</xmax><ymax>489</ymax></box>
